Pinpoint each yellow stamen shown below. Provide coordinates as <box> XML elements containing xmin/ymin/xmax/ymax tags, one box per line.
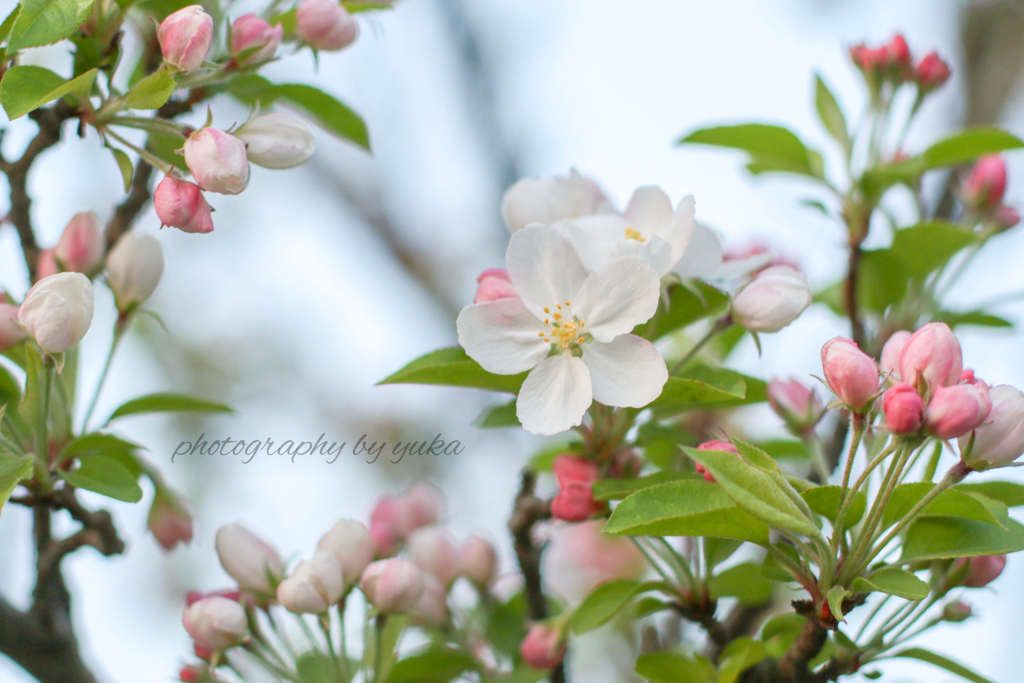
<box><xmin>625</xmin><ymin>227</ymin><xmax>646</xmax><ymax>242</ymax></box>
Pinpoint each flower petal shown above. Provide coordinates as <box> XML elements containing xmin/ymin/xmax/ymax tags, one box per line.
<box><xmin>564</xmin><ymin>214</ymin><xmax>630</xmax><ymax>273</ymax></box>
<box><xmin>673</xmin><ymin>221</ymin><xmax>723</xmax><ymax>279</ymax></box>
<box><xmin>572</xmin><ymin>257</ymin><xmax>660</xmax><ymax>342</ymax></box>
<box><xmin>457</xmin><ymin>298</ymin><xmax>549</xmax><ymax>374</ymax></box>
<box><xmin>625</xmin><ymin>186</ymin><xmax>672</xmax><ymax>232</ymax></box>
<box><xmin>583</xmin><ymin>335</ymin><xmax>668</xmax><ymax>407</ymax></box>
<box><xmin>507</xmin><ymin>224</ymin><xmax>589</xmax><ymax>318</ymax></box>
<box><xmin>609</xmin><ymin>235</ymin><xmax>674</xmax><ymax>277</ymax></box>
<box><xmin>517</xmin><ymin>353</ymin><xmax>592</xmax><ymax>435</ymax></box>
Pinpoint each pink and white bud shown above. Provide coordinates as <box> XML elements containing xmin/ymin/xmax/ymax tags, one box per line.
<box><xmin>0</xmin><ymin>303</ymin><xmax>25</xmax><ymax>351</ymax></box>
<box><xmin>731</xmin><ymin>266</ymin><xmax>812</xmax><ymax>333</ymax></box>
<box><xmin>404</xmin><ymin>482</ymin><xmax>444</xmax><ymax>531</ymax></box>
<box><xmin>767</xmin><ymin>377</ymin><xmax>823</xmax><ymax>434</ymax></box>
<box><xmin>880</xmin><ymin>330</ymin><xmax>911</xmax><ymax>379</ymax></box>
<box><xmin>960</xmin><ymin>384</ymin><xmax>1024</xmax><ymax>470</ymax></box>
<box><xmin>899</xmin><ymin>323</ymin><xmax>963</xmax><ymax>395</ymax></box>
<box><xmin>19</xmin><ymin>273</ymin><xmax>94</xmax><ymax>354</ymax></box>
<box><xmin>458</xmin><ymin>535</ymin><xmax>497</xmax><ymax>586</ymax></box>
<box><xmin>155</xmin><ymin>176</ymin><xmax>214</xmax><ymax>234</ymax></box>
<box><xmin>158</xmin><ymin>6</ymin><xmax>213</xmax><ymax>73</ymax></box>
<box><xmin>474</xmin><ymin>268</ymin><xmax>518</xmax><ymax>304</ymax></box>
<box><xmin>883</xmin><ymin>382</ymin><xmax>924</xmax><ymax>435</ymax></box>
<box><xmin>230</xmin><ymin>14</ymin><xmax>283</xmax><ymax>66</ymax></box>
<box><xmin>953</xmin><ymin>554</ymin><xmax>1007</xmax><ymax>588</ymax></box>
<box><xmin>885</xmin><ymin>34</ymin><xmax>912</xmax><ymax>70</ymax></box>
<box><xmin>369</xmin><ymin>494</ymin><xmax>405</xmax><ymax>555</ymax></box>
<box><xmin>995</xmin><ymin>205</ymin><xmax>1020</xmax><ymax>230</ymax></box>
<box><xmin>179</xmin><ymin>666</ymin><xmax>203</xmax><ymax>683</ymax></box>
<box><xmin>184</xmin><ymin>128</ymin><xmax>249</xmax><ymax>195</ymax></box>
<box><xmin>821</xmin><ymin>337</ymin><xmax>879</xmax><ymax>412</ymax></box>
<box><xmin>915</xmin><ymin>52</ymin><xmax>951</xmax><ymax>92</ymax></box>
<box><xmin>105</xmin><ymin>233</ymin><xmax>164</xmax><ymax>313</ymax></box>
<box><xmin>925</xmin><ymin>382</ymin><xmax>992</xmax><ymax>440</ymax></box>
<box><xmin>520</xmin><ymin>624</ymin><xmax>566</xmax><ymax>669</ymax></box>
<box><xmin>411</xmin><ymin>575</ymin><xmax>449</xmax><ymax>627</ymax></box>
<box><xmin>694</xmin><ymin>439</ymin><xmax>739</xmax><ymax>483</ymax></box>
<box><xmin>37</xmin><ymin>250</ymin><xmax>59</xmax><ymax>279</ymax></box>
<box><xmin>182</xmin><ymin>596</ymin><xmax>248</xmax><ymax>651</ymax></box>
<box><xmin>360</xmin><ymin>558</ymin><xmax>425</xmax><ymax>613</ymax></box>
<box><xmin>54</xmin><ymin>212</ymin><xmax>104</xmax><ymax>274</ymax></box>
<box><xmin>942</xmin><ymin>601</ymin><xmax>972</xmax><ymax>622</ymax></box>
<box><xmin>277</xmin><ymin>551</ymin><xmax>344</xmax><ymax>613</ymax></box>
<box><xmin>316</xmin><ymin>519</ymin><xmax>374</xmax><ymax>585</ymax></box>
<box><xmin>214</xmin><ymin>524</ymin><xmax>285</xmax><ymax>593</ymax></box>
<box><xmin>553</xmin><ymin>454</ymin><xmax>599</xmax><ymax>487</ymax></box>
<box><xmin>407</xmin><ymin>526</ymin><xmax>459</xmax><ymax>587</ymax></box>
<box><xmin>963</xmin><ymin>155</ymin><xmax>1007</xmax><ymax>210</ymax></box>
<box><xmin>234</xmin><ymin>113</ymin><xmax>315</xmax><ymax>170</ymax></box>
<box><xmin>551</xmin><ymin>482</ymin><xmax>602</xmax><ymax>522</ymax></box>
<box><xmin>148</xmin><ymin>488</ymin><xmax>193</xmax><ymax>550</ymax></box>
<box><xmin>296</xmin><ymin>0</ymin><xmax>359</xmax><ymax>51</ymax></box>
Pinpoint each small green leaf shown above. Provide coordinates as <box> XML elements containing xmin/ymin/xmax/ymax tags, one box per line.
<box><xmin>477</xmin><ymin>400</ymin><xmax>519</xmax><ymax>428</ymax></box>
<box><xmin>718</xmin><ymin>638</ymin><xmax>767</xmax><ymax>683</ymax></box>
<box><xmin>1</xmin><ymin>66</ymin><xmax>96</xmax><ymax>120</ymax></box>
<box><xmin>0</xmin><ymin>6</ymin><xmax>21</xmax><ymax>45</ymax></box>
<box><xmin>814</xmin><ymin>74</ymin><xmax>849</xmax><ymax>153</ymax></box>
<box><xmin>709</xmin><ymin>563</ymin><xmax>772</xmax><ymax>605</ymax></box>
<box><xmin>634</xmin><ymin>651</ymin><xmax>715</xmax><ymax>683</ymax></box>
<box><xmin>826</xmin><ymin>586</ymin><xmax>850</xmax><ymax>622</ymax></box>
<box><xmin>647</xmin><ymin>376</ymin><xmax>744</xmax><ymax>411</ymax></box>
<box><xmin>635</xmin><ymin>282</ymin><xmax>729</xmax><ymax>340</ymax></box>
<box><xmin>58</xmin><ymin>453</ymin><xmax>143</xmax><ymax>503</ymax></box>
<box><xmin>379</xmin><ymin>347</ymin><xmax>527</xmax><ymax>394</ymax></box>
<box><xmin>387</xmin><ymin>645</ymin><xmax>479</xmax><ymax>683</ymax></box>
<box><xmin>934</xmin><ymin>309</ymin><xmax>1013</xmax><ymax>329</ymax></box>
<box><xmin>679</xmin><ymin>123</ymin><xmax>820</xmax><ymax>178</ymax></box>
<box><xmin>591</xmin><ymin>471</ymin><xmax>698</xmax><ymax>501</ymax></box>
<box><xmin>8</xmin><ymin>0</ymin><xmax>92</xmax><ymax>50</ymax></box>
<box><xmin>923</xmin><ymin>128</ymin><xmax>1024</xmax><ymax>168</ymax></box>
<box><xmin>107</xmin><ymin>146</ymin><xmax>134</xmax><ymax>192</ymax></box>
<box><xmin>571</xmin><ymin>579</ymin><xmax>656</xmax><ymax>634</ymax></box>
<box><xmin>0</xmin><ymin>362</ymin><xmax>21</xmax><ymax>408</ymax></box>
<box><xmin>851</xmin><ymin>568</ymin><xmax>929</xmax><ymax>600</ymax></box>
<box><xmin>882</xmin><ymin>483</ymin><xmax>1007</xmax><ymax>530</ymax></box>
<box><xmin>107</xmin><ymin>392</ymin><xmax>234</xmax><ymax>423</ymax></box>
<box><xmin>124</xmin><ymin>67</ymin><xmax>177</xmax><ymax>110</ymax></box>
<box><xmin>956</xmin><ymin>481</ymin><xmax>1024</xmax><ymax>507</ymax></box>
<box><xmin>0</xmin><ymin>453</ymin><xmax>33</xmax><ymax>515</ymax></box>
<box><xmin>802</xmin><ymin>486</ymin><xmax>866</xmax><ymax>529</ymax></box>
<box><xmin>901</xmin><ymin>518</ymin><xmax>1024</xmax><ymax>562</ymax></box>
<box><xmin>295</xmin><ymin>650</ymin><xmax>344</xmax><ymax>683</ymax></box>
<box><xmin>891</xmin><ymin>647</ymin><xmax>994</xmax><ymax>683</ymax></box>
<box><xmin>60</xmin><ymin>433</ymin><xmax>143</xmax><ymax>478</ymax></box>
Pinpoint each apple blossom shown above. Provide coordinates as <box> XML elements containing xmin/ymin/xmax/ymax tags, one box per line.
<box><xmin>962</xmin><ymin>155</ymin><xmax>1007</xmax><ymax>210</ymax></box>
<box><xmin>158</xmin><ymin>6</ymin><xmax>213</xmax><ymax>73</ymax></box>
<box><xmin>821</xmin><ymin>337</ymin><xmax>879</xmax><ymax>412</ymax></box>
<box><xmin>230</xmin><ymin>14</ymin><xmax>283</xmax><ymax>66</ymax></box>
<box><xmin>215</xmin><ymin>524</ymin><xmax>285</xmax><ymax>593</ymax></box>
<box><xmin>960</xmin><ymin>384</ymin><xmax>1024</xmax><ymax>470</ymax></box>
<box><xmin>457</xmin><ymin>225</ymin><xmax>667</xmax><ymax>435</ymax></box>
<box><xmin>105</xmin><ymin>233</ymin><xmax>164</xmax><ymax>314</ymax></box>
<box><xmin>148</xmin><ymin>488</ymin><xmax>194</xmax><ymax>550</ymax></box>
<box><xmin>883</xmin><ymin>382</ymin><xmax>924</xmax><ymax>434</ymax></box>
<box><xmin>953</xmin><ymin>555</ymin><xmax>1007</xmax><ymax>588</ymax></box>
<box><xmin>916</xmin><ymin>52</ymin><xmax>951</xmax><ymax>92</ymax></box>
<box><xmin>155</xmin><ymin>176</ymin><xmax>214</xmax><ymax>234</ymax></box>
<box><xmin>520</xmin><ymin>624</ymin><xmax>566</xmax><ymax>669</ymax></box>
<box><xmin>500</xmin><ymin>169</ymin><xmax>610</xmax><ymax>233</ymax></box>
<box><xmin>731</xmin><ymin>266</ymin><xmax>812</xmax><ymax>333</ymax></box>
<box><xmin>899</xmin><ymin>322</ymin><xmax>962</xmax><ymax>394</ymax></box>
<box><xmin>296</xmin><ymin>0</ymin><xmax>359</xmax><ymax>51</ymax></box>
<box><xmin>19</xmin><ymin>273</ymin><xmax>94</xmax><ymax>355</ymax></box>
<box><xmin>767</xmin><ymin>377</ymin><xmax>823</xmax><ymax>434</ymax></box>
<box><xmin>277</xmin><ymin>551</ymin><xmax>344</xmax><ymax>614</ymax></box>
<box><xmin>360</xmin><ymin>558</ymin><xmax>424</xmax><ymax>613</ymax></box>
<box><xmin>474</xmin><ymin>268</ymin><xmax>518</xmax><ymax>303</ymax></box>
<box><xmin>924</xmin><ymin>382</ymin><xmax>992</xmax><ymax>440</ymax></box>
<box><xmin>53</xmin><ymin>212</ymin><xmax>104</xmax><ymax>274</ymax></box>
<box><xmin>316</xmin><ymin>519</ymin><xmax>374</xmax><ymax>585</ymax></box>
<box><xmin>184</xmin><ymin>128</ymin><xmax>249</xmax><ymax>195</ymax></box>
<box><xmin>234</xmin><ymin>113</ymin><xmax>316</xmax><ymax>170</ymax></box>
<box><xmin>407</xmin><ymin>526</ymin><xmax>459</xmax><ymax>587</ymax></box>
<box><xmin>182</xmin><ymin>596</ymin><xmax>248</xmax><ymax>651</ymax></box>
<box><xmin>0</xmin><ymin>303</ymin><xmax>25</xmax><ymax>351</ymax></box>
<box><xmin>37</xmin><ymin>250</ymin><xmax>58</xmax><ymax>278</ymax></box>
<box><xmin>457</xmin><ymin>535</ymin><xmax>497</xmax><ymax>586</ymax></box>
<box><xmin>880</xmin><ymin>330</ymin><xmax>911</xmax><ymax>379</ymax></box>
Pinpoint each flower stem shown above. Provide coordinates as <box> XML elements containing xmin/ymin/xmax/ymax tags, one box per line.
<box><xmin>669</xmin><ymin>316</ymin><xmax>731</xmax><ymax>375</ymax></box>
<box><xmin>82</xmin><ymin>318</ymin><xmax>127</xmax><ymax>432</ymax></box>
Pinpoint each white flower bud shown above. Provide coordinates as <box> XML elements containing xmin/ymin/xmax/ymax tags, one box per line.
<box><xmin>235</xmin><ymin>113</ymin><xmax>316</xmax><ymax>169</ymax></box>
<box><xmin>360</xmin><ymin>558</ymin><xmax>424</xmax><ymax>613</ymax></box>
<box><xmin>105</xmin><ymin>233</ymin><xmax>164</xmax><ymax>313</ymax></box>
<box><xmin>316</xmin><ymin>519</ymin><xmax>374</xmax><ymax>586</ymax></box>
<box><xmin>19</xmin><ymin>273</ymin><xmax>94</xmax><ymax>354</ymax></box>
<box><xmin>184</xmin><ymin>128</ymin><xmax>249</xmax><ymax>195</ymax></box>
<box><xmin>407</xmin><ymin>526</ymin><xmax>458</xmax><ymax>587</ymax></box>
<box><xmin>277</xmin><ymin>551</ymin><xmax>344</xmax><ymax>614</ymax></box>
<box><xmin>731</xmin><ymin>265</ymin><xmax>812</xmax><ymax>333</ymax></box>
<box><xmin>215</xmin><ymin>524</ymin><xmax>285</xmax><ymax>593</ymax></box>
<box><xmin>961</xmin><ymin>384</ymin><xmax>1024</xmax><ymax>469</ymax></box>
<box><xmin>182</xmin><ymin>596</ymin><xmax>248</xmax><ymax>651</ymax></box>
<box><xmin>457</xmin><ymin>535</ymin><xmax>497</xmax><ymax>586</ymax></box>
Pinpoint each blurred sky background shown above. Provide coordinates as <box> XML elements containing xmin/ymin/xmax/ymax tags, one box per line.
<box><xmin>2</xmin><ymin>0</ymin><xmax>1024</xmax><ymax>680</ymax></box>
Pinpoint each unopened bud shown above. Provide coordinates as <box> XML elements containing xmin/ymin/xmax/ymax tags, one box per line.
<box><xmin>230</xmin><ymin>14</ymin><xmax>283</xmax><ymax>66</ymax></box>
<box><xmin>915</xmin><ymin>52</ymin><xmax>951</xmax><ymax>92</ymax></box>
<box><xmin>214</xmin><ymin>524</ymin><xmax>285</xmax><ymax>593</ymax></box>
<box><xmin>942</xmin><ymin>601</ymin><xmax>972</xmax><ymax>622</ymax></box>
<box><xmin>182</xmin><ymin>596</ymin><xmax>248</xmax><ymax>651</ymax></box>
<box><xmin>960</xmin><ymin>384</ymin><xmax>1024</xmax><ymax>470</ymax></box>
<box><xmin>19</xmin><ymin>273</ymin><xmax>94</xmax><ymax>354</ymax></box>
<box><xmin>148</xmin><ymin>487</ymin><xmax>193</xmax><ymax>550</ymax></box>
<box><xmin>105</xmin><ymin>233</ymin><xmax>164</xmax><ymax>313</ymax></box>
<box><xmin>360</xmin><ymin>558</ymin><xmax>425</xmax><ymax>613</ymax></box>
<box><xmin>316</xmin><ymin>519</ymin><xmax>374</xmax><ymax>586</ymax></box>
<box><xmin>880</xmin><ymin>330</ymin><xmax>911</xmax><ymax>379</ymax></box>
<box><xmin>159</xmin><ymin>6</ymin><xmax>213</xmax><ymax>73</ymax></box>
<box><xmin>234</xmin><ymin>113</ymin><xmax>315</xmax><ymax>170</ymax></box>
<box><xmin>693</xmin><ymin>440</ymin><xmax>738</xmax><ymax>483</ymax></box>
<box><xmin>0</xmin><ymin>303</ymin><xmax>26</xmax><ymax>351</ymax></box>
<box><xmin>768</xmin><ymin>377</ymin><xmax>823</xmax><ymax>434</ymax></box>
<box><xmin>277</xmin><ymin>551</ymin><xmax>344</xmax><ymax>614</ymax></box>
<box><xmin>407</xmin><ymin>526</ymin><xmax>459</xmax><ymax>587</ymax></box>
<box><xmin>520</xmin><ymin>624</ymin><xmax>566</xmax><ymax>669</ymax></box>
<box><xmin>551</xmin><ymin>482</ymin><xmax>602</xmax><ymax>522</ymax></box>
<box><xmin>925</xmin><ymin>382</ymin><xmax>992</xmax><ymax>440</ymax></box>
<box><xmin>184</xmin><ymin>128</ymin><xmax>249</xmax><ymax>195</ymax></box>
<box><xmin>899</xmin><ymin>323</ymin><xmax>963</xmax><ymax>395</ymax></box>
<box><xmin>474</xmin><ymin>268</ymin><xmax>518</xmax><ymax>303</ymax></box>
<box><xmin>821</xmin><ymin>337</ymin><xmax>879</xmax><ymax>412</ymax></box>
<box><xmin>952</xmin><ymin>554</ymin><xmax>1006</xmax><ymax>588</ymax></box>
<box><xmin>457</xmin><ymin>535</ymin><xmax>497</xmax><ymax>586</ymax></box>
<box><xmin>732</xmin><ymin>266</ymin><xmax>812</xmax><ymax>333</ymax></box>
<box><xmin>54</xmin><ymin>212</ymin><xmax>104</xmax><ymax>274</ymax></box>
<box><xmin>963</xmin><ymin>155</ymin><xmax>1007</xmax><ymax>210</ymax></box>
<box><xmin>883</xmin><ymin>382</ymin><xmax>924</xmax><ymax>434</ymax></box>
<box><xmin>296</xmin><ymin>0</ymin><xmax>359</xmax><ymax>51</ymax></box>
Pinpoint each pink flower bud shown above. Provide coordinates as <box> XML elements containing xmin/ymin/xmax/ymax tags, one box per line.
<box><xmin>54</xmin><ymin>212</ymin><xmax>104</xmax><ymax>274</ymax></box>
<box><xmin>457</xmin><ymin>535</ymin><xmax>497</xmax><ymax>586</ymax></box>
<box><xmin>474</xmin><ymin>268</ymin><xmax>518</xmax><ymax>303</ymax></box>
<box><xmin>179</xmin><ymin>666</ymin><xmax>203</xmax><ymax>683</ymax></box>
<box><xmin>915</xmin><ymin>52</ymin><xmax>951</xmax><ymax>92</ymax></box>
<box><xmin>821</xmin><ymin>337</ymin><xmax>879</xmax><ymax>412</ymax></box>
<box><xmin>520</xmin><ymin>624</ymin><xmax>566</xmax><ymax>669</ymax></box>
<box><xmin>732</xmin><ymin>266</ymin><xmax>812</xmax><ymax>333</ymax></box>
<box><xmin>880</xmin><ymin>330</ymin><xmax>911</xmax><ymax>379</ymax></box>
<box><xmin>317</xmin><ymin>519</ymin><xmax>374</xmax><ymax>585</ymax></box>
<box><xmin>105</xmin><ymin>233</ymin><xmax>164</xmax><ymax>313</ymax></box>
<box><xmin>0</xmin><ymin>303</ymin><xmax>26</xmax><ymax>351</ymax></box>
<box><xmin>942</xmin><ymin>601</ymin><xmax>972</xmax><ymax>622</ymax></box>
<box><xmin>407</xmin><ymin>526</ymin><xmax>459</xmax><ymax>587</ymax></box>
<box><xmin>925</xmin><ymin>382</ymin><xmax>992</xmax><ymax>440</ymax></box>
<box><xmin>184</xmin><ymin>129</ymin><xmax>249</xmax><ymax>195</ymax></box>
<box><xmin>995</xmin><ymin>204</ymin><xmax>1020</xmax><ymax>230</ymax></box>
<box><xmin>296</xmin><ymin>0</ymin><xmax>359</xmax><ymax>51</ymax></box>
<box><xmin>883</xmin><ymin>382</ymin><xmax>924</xmax><ymax>434</ymax></box>
<box><xmin>963</xmin><ymin>155</ymin><xmax>1007</xmax><ymax>210</ymax></box>
<box><xmin>277</xmin><ymin>551</ymin><xmax>344</xmax><ymax>613</ymax></box>
<box><xmin>154</xmin><ymin>176</ymin><xmax>214</xmax><ymax>234</ymax></box>
<box><xmin>960</xmin><ymin>384</ymin><xmax>1024</xmax><ymax>470</ymax></box>
<box><xmin>37</xmin><ymin>249</ymin><xmax>59</xmax><ymax>278</ymax></box>
<box><xmin>19</xmin><ymin>273</ymin><xmax>94</xmax><ymax>354</ymax></box>
<box><xmin>369</xmin><ymin>494</ymin><xmax>405</xmax><ymax>555</ymax></box>
<box><xmin>899</xmin><ymin>323</ymin><xmax>963</xmax><ymax>394</ymax></box>
<box><xmin>360</xmin><ymin>558</ymin><xmax>425</xmax><ymax>613</ymax></box>
<box><xmin>148</xmin><ymin>488</ymin><xmax>193</xmax><ymax>550</ymax></box>
<box><xmin>214</xmin><ymin>524</ymin><xmax>285</xmax><ymax>593</ymax></box>
<box><xmin>694</xmin><ymin>440</ymin><xmax>739</xmax><ymax>483</ymax></box>
<box><xmin>403</xmin><ymin>482</ymin><xmax>444</xmax><ymax>531</ymax></box>
<box><xmin>230</xmin><ymin>14</ymin><xmax>283</xmax><ymax>66</ymax></box>
<box><xmin>159</xmin><ymin>6</ymin><xmax>213</xmax><ymax>73</ymax></box>
<box><xmin>411</xmin><ymin>575</ymin><xmax>449</xmax><ymax>627</ymax></box>
<box><xmin>885</xmin><ymin>34</ymin><xmax>912</xmax><ymax>70</ymax></box>
<box><xmin>182</xmin><ymin>596</ymin><xmax>248</xmax><ymax>651</ymax></box>
<box><xmin>767</xmin><ymin>377</ymin><xmax>823</xmax><ymax>433</ymax></box>
<box><xmin>953</xmin><ymin>554</ymin><xmax>1006</xmax><ymax>588</ymax></box>
<box><xmin>552</xmin><ymin>453</ymin><xmax>599</xmax><ymax>487</ymax></box>
<box><xmin>551</xmin><ymin>482</ymin><xmax>602</xmax><ymax>522</ymax></box>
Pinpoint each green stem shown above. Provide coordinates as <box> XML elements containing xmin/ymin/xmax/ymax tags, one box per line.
<box><xmin>920</xmin><ymin>441</ymin><xmax>943</xmax><ymax>483</ymax></box>
<box><xmin>319</xmin><ymin>614</ymin><xmax>345</xmax><ymax>682</ymax></box>
<box><xmin>631</xmin><ymin>538</ymin><xmax>682</xmax><ymax>590</ymax></box>
<box><xmin>371</xmin><ymin>614</ymin><xmax>387</xmax><ymax>683</ymax></box>
<box><xmin>832</xmin><ymin>438</ymin><xmax>898</xmax><ymax>559</ymax></box>
<box><xmin>33</xmin><ymin>356</ymin><xmax>54</xmax><ymax>491</ymax></box>
<box><xmin>669</xmin><ymin>316</ymin><xmax>731</xmax><ymax>375</ymax></box>
<box><xmin>244</xmin><ymin>643</ymin><xmax>301</xmax><ymax>683</ymax></box>
<box><xmin>83</xmin><ymin>319</ymin><xmax>126</xmax><ymax>432</ymax></box>
<box><xmin>101</xmin><ymin>127</ymin><xmax>174</xmax><ymax>174</ymax></box>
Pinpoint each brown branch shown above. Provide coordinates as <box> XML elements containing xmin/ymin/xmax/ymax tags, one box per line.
<box><xmin>105</xmin><ymin>159</ymin><xmax>155</xmax><ymax>248</ymax></box>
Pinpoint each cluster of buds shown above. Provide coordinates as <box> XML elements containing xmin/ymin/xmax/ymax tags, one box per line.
<box><xmin>550</xmin><ymin>454</ymin><xmax>603</xmax><ymax>522</ymax></box>
<box><xmin>849</xmin><ymin>34</ymin><xmax>950</xmax><ymax>93</ymax></box>
<box><xmin>960</xmin><ymin>155</ymin><xmax>1020</xmax><ymax>230</ymax></box>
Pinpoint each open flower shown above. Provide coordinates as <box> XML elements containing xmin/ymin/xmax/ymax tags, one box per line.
<box><xmin>457</xmin><ymin>225</ymin><xmax>666</xmax><ymax>435</ymax></box>
<box><xmin>565</xmin><ymin>186</ymin><xmax>694</xmax><ymax>277</ymax></box>
<box><xmin>501</xmin><ymin>169</ymin><xmax>610</xmax><ymax>233</ymax></box>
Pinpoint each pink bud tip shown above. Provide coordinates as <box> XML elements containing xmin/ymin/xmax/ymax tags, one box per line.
<box><xmin>552</xmin><ymin>454</ymin><xmax>599</xmax><ymax>488</ymax></box>
<box><xmin>154</xmin><ymin>176</ymin><xmax>215</xmax><ymax>234</ymax></box>
<box><xmin>915</xmin><ymin>52</ymin><xmax>951</xmax><ymax>92</ymax></box>
<box><xmin>954</xmin><ymin>554</ymin><xmax>1007</xmax><ymax>588</ymax></box>
<box><xmin>551</xmin><ymin>481</ymin><xmax>602</xmax><ymax>522</ymax></box>
<box><xmin>880</xmin><ymin>330</ymin><xmax>911</xmax><ymax>379</ymax></box>
<box><xmin>520</xmin><ymin>624</ymin><xmax>566</xmax><ymax>669</ymax></box>
<box><xmin>474</xmin><ymin>268</ymin><xmax>518</xmax><ymax>303</ymax></box>
<box><xmin>767</xmin><ymin>377</ymin><xmax>823</xmax><ymax>433</ymax></box>
<box><xmin>821</xmin><ymin>337</ymin><xmax>880</xmax><ymax>412</ymax></box>
<box><xmin>158</xmin><ymin>6</ymin><xmax>214</xmax><ymax>73</ymax></box>
<box><xmin>693</xmin><ymin>440</ymin><xmax>739</xmax><ymax>483</ymax></box>
<box><xmin>925</xmin><ymin>381</ymin><xmax>993</xmax><ymax>440</ymax></box>
<box><xmin>296</xmin><ymin>0</ymin><xmax>359</xmax><ymax>51</ymax></box>
<box><xmin>230</xmin><ymin>13</ymin><xmax>284</xmax><ymax>66</ymax></box>
<box><xmin>963</xmin><ymin>155</ymin><xmax>1007</xmax><ymax>210</ymax></box>
<box><xmin>883</xmin><ymin>382</ymin><xmax>924</xmax><ymax>434</ymax></box>
<box><xmin>898</xmin><ymin>323</ymin><xmax>963</xmax><ymax>395</ymax></box>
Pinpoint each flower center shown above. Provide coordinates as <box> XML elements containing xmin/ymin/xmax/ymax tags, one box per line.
<box><xmin>537</xmin><ymin>302</ymin><xmax>590</xmax><ymax>354</ymax></box>
<box><xmin>625</xmin><ymin>227</ymin><xmax>646</xmax><ymax>242</ymax></box>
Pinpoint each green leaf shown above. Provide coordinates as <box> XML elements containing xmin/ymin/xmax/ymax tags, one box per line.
<box><xmin>814</xmin><ymin>74</ymin><xmax>849</xmax><ymax>153</ymax></box>
<box><xmin>718</xmin><ymin>638</ymin><xmax>766</xmax><ymax>683</ymax></box>
<box><xmin>956</xmin><ymin>481</ymin><xmax>1024</xmax><ymax>507</ymax></box>
<box><xmin>704</xmin><ymin>537</ymin><xmax>743</xmax><ymax>568</ymax></box>
<box><xmin>801</xmin><ymin>486</ymin><xmax>866</xmax><ymax>529</ymax></box>
<box><xmin>708</xmin><ymin>562</ymin><xmax>772</xmax><ymax>605</ymax></box>
<box><xmin>647</xmin><ymin>377</ymin><xmax>744</xmax><ymax>411</ymax></box>
<box><xmin>851</xmin><ymin>568</ymin><xmax>929</xmax><ymax>601</ymax></box>
<box><xmin>387</xmin><ymin>646</ymin><xmax>479</xmax><ymax>683</ymax></box>
<box><xmin>678</xmin><ymin>123</ymin><xmax>820</xmax><ymax>178</ymax></box>
<box><xmin>60</xmin><ymin>433</ymin><xmax>143</xmax><ymax>478</ymax></box>
<box><xmin>603</xmin><ymin>479</ymin><xmax>770</xmax><ymax>544</ymax></box>
<box><xmin>0</xmin><ymin>362</ymin><xmax>21</xmax><ymax>408</ymax></box>
<box><xmin>591</xmin><ymin>471</ymin><xmax>698</xmax><ymax>501</ymax></box>
<box><xmin>379</xmin><ymin>347</ymin><xmax>527</xmax><ymax>394</ymax></box>
<box><xmin>635</xmin><ymin>282</ymin><xmax>729</xmax><ymax>340</ymax></box>
<box><xmin>124</xmin><ymin>67</ymin><xmax>176</xmax><ymax>110</ymax></box>
<box><xmin>570</xmin><ymin>579</ymin><xmax>652</xmax><ymax>634</ymax></box>
<box><xmin>0</xmin><ymin>6</ymin><xmax>21</xmax><ymax>47</ymax></box>
<box><xmin>58</xmin><ymin>453</ymin><xmax>143</xmax><ymax>503</ymax></box>
<box><xmin>761</xmin><ymin>543</ymin><xmax>801</xmax><ymax>582</ymax></box>
<box><xmin>296</xmin><ymin>650</ymin><xmax>351</xmax><ymax>683</ymax></box>
<box><xmin>934</xmin><ymin>309</ymin><xmax>1013</xmax><ymax>329</ymax></box>
<box><xmin>634</xmin><ymin>651</ymin><xmax>715</xmax><ymax>683</ymax></box>
<box><xmin>826</xmin><ymin>586</ymin><xmax>850</xmax><ymax>622</ymax></box>
<box><xmin>477</xmin><ymin>400</ymin><xmax>519</xmax><ymax>428</ymax></box>
<box><xmin>0</xmin><ymin>66</ymin><xmax>96</xmax><ymax>120</ymax></box>
<box><xmin>882</xmin><ymin>483</ymin><xmax>1007</xmax><ymax>531</ymax></box>
<box><xmin>891</xmin><ymin>647</ymin><xmax>994</xmax><ymax>683</ymax></box>
<box><xmin>107</xmin><ymin>146</ymin><xmax>134</xmax><ymax>192</ymax></box>
<box><xmin>923</xmin><ymin>128</ymin><xmax>1024</xmax><ymax>168</ymax></box>
<box><xmin>901</xmin><ymin>518</ymin><xmax>1024</xmax><ymax>562</ymax></box>
<box><xmin>758</xmin><ymin>439</ymin><xmax>809</xmax><ymax>461</ymax></box>
<box><xmin>107</xmin><ymin>392</ymin><xmax>234</xmax><ymax>423</ymax></box>
<box><xmin>8</xmin><ymin>0</ymin><xmax>92</xmax><ymax>50</ymax></box>
<box><xmin>0</xmin><ymin>453</ymin><xmax>33</xmax><ymax>515</ymax></box>
<box><xmin>888</xmin><ymin>222</ymin><xmax>976</xmax><ymax>278</ymax></box>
